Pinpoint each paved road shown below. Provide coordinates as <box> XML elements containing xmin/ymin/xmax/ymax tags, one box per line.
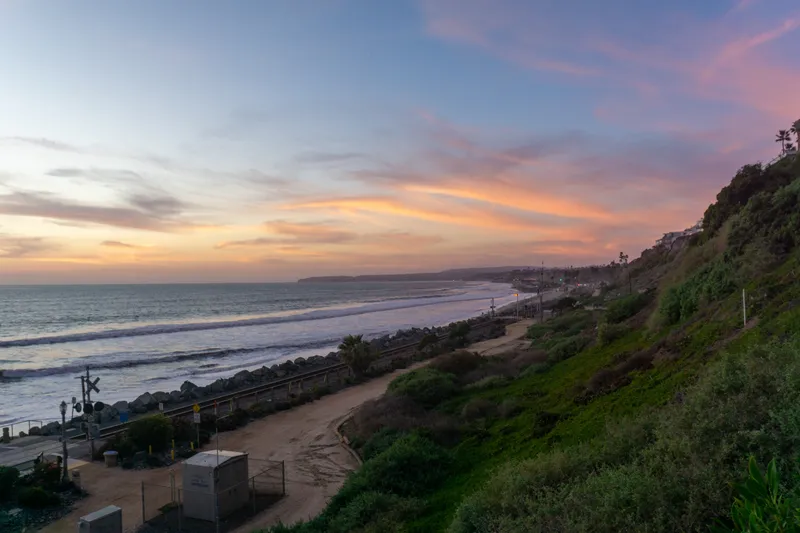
<box><xmin>0</xmin><ymin>435</ymin><xmax>89</xmax><ymax>470</ymax></box>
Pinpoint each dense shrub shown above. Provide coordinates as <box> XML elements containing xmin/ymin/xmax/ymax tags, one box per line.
<box><xmin>95</xmin><ymin>433</ymin><xmax>137</xmax><ymax>460</ymax></box>
<box><xmin>460</xmin><ymin>398</ymin><xmax>495</xmax><ymax>421</ymax></box>
<box><xmin>429</xmin><ymin>350</ymin><xmax>484</xmax><ymax>377</ymax></box>
<box><xmin>597</xmin><ymin>322</ymin><xmax>630</xmax><ymax>346</ymax></box>
<box><xmin>450</xmin><ymin>339</ymin><xmax>800</xmax><ymax>533</ymax></box>
<box><xmin>388</xmin><ymin>368</ymin><xmax>457</xmax><ymax>408</ymax></box>
<box><xmin>127</xmin><ymin>414</ymin><xmax>174</xmax><ymax>453</ymax></box>
<box><xmin>18</xmin><ymin>486</ymin><xmax>60</xmax><ymax>508</ymax></box>
<box><xmin>659</xmin><ymin>258</ymin><xmax>737</xmax><ymax>324</ymax></box>
<box><xmin>327</xmin><ymin>491</ymin><xmax>418</xmax><ymax>533</ymax></box>
<box><xmin>498</xmin><ymin>398</ymin><xmax>522</xmax><ymax>419</ymax></box>
<box><xmin>0</xmin><ymin>466</ymin><xmax>19</xmax><ymax>501</ymax></box>
<box><xmin>351</xmin><ymin>394</ymin><xmax>459</xmax><ymax>447</ymax></box>
<box><xmin>465</xmin><ymin>375</ymin><xmax>509</xmax><ymax>390</ymax></box>
<box><xmin>547</xmin><ymin>336</ymin><xmax>591</xmax><ymax>364</ymax></box>
<box><xmin>604</xmin><ymin>293</ymin><xmax>649</xmax><ymax>324</ymax></box>
<box><xmin>328</xmin><ymin>433</ymin><xmax>451</xmax><ymax>515</ymax></box>
<box><xmin>361</xmin><ymin>428</ymin><xmax>406</xmax><ymax>461</ymax></box>
<box><xmin>449</xmin><ymin>321</ymin><xmax>471</xmax><ymax>340</ymax></box>
<box><xmin>26</xmin><ymin>461</ymin><xmax>61</xmax><ymax>490</ymax></box>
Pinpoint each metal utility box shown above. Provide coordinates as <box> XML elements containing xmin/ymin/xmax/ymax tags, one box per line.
<box><xmin>77</xmin><ymin>505</ymin><xmax>122</xmax><ymax>533</ymax></box>
<box><xmin>182</xmin><ymin>450</ymin><xmax>249</xmax><ymax>522</ymax></box>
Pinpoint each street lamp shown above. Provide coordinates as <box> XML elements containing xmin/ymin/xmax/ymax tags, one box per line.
<box><xmin>59</xmin><ymin>401</ymin><xmax>68</xmax><ymax>483</ymax></box>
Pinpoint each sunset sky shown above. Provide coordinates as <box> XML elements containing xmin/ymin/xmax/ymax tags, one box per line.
<box><xmin>1</xmin><ymin>0</ymin><xmax>798</xmax><ymax>283</ymax></box>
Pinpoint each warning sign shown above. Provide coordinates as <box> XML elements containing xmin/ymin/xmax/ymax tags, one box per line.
<box><xmin>192</xmin><ymin>403</ymin><xmax>200</xmax><ymax>413</ymax></box>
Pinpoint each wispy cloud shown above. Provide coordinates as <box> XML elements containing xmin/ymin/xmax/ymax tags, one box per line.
<box><xmin>0</xmin><ymin>190</ymin><xmax>197</xmax><ymax>232</ymax></box>
<box><xmin>0</xmin><ymin>234</ymin><xmax>59</xmax><ymax>259</ymax></box>
<box><xmin>295</xmin><ymin>151</ymin><xmax>364</xmax><ymax>164</ymax></box>
<box><xmin>100</xmin><ymin>240</ymin><xmax>141</xmax><ymax>249</ymax></box>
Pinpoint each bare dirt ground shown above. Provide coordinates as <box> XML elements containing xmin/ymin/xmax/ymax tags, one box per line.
<box><xmin>469</xmin><ymin>319</ymin><xmax>534</xmax><ymax>356</ymax></box>
<box><xmin>39</xmin><ymin>322</ymin><xmax>531</xmax><ymax>533</ymax></box>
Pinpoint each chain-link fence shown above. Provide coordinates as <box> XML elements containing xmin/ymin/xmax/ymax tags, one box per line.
<box><xmin>139</xmin><ymin>457</ymin><xmax>285</xmax><ymax>533</ymax></box>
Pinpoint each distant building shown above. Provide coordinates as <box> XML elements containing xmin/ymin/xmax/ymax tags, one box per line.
<box><xmin>656</xmin><ymin>219</ymin><xmax>703</xmax><ymax>247</ymax></box>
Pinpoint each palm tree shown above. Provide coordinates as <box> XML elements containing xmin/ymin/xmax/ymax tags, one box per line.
<box><xmin>619</xmin><ymin>252</ymin><xmax>631</xmax><ymax>294</ymax></box>
<box><xmin>790</xmin><ymin>119</ymin><xmax>800</xmax><ymax>154</ymax></box>
<box><xmin>776</xmin><ymin>130</ymin><xmax>791</xmax><ymax>155</ymax></box>
<box><xmin>338</xmin><ymin>334</ymin><xmax>374</xmax><ymax>377</ymax></box>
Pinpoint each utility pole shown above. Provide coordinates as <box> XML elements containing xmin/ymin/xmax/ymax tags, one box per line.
<box><xmin>59</xmin><ymin>401</ymin><xmax>68</xmax><ymax>482</ymax></box>
<box><xmin>742</xmin><ymin>288</ymin><xmax>747</xmax><ymax>327</ymax></box>
<box><xmin>515</xmin><ymin>293</ymin><xmax>519</xmax><ymax>319</ymax></box>
<box><xmin>539</xmin><ymin>261</ymin><xmax>544</xmax><ymax>324</ymax></box>
<box><xmin>490</xmin><ymin>297</ymin><xmax>496</xmax><ymax>318</ymax></box>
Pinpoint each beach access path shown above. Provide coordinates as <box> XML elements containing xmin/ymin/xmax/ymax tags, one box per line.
<box><xmin>38</xmin><ymin>320</ymin><xmax>534</xmax><ymax>533</ymax></box>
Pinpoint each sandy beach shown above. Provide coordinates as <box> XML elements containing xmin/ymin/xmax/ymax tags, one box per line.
<box><xmin>38</xmin><ymin>321</ymin><xmax>532</xmax><ymax>533</ymax></box>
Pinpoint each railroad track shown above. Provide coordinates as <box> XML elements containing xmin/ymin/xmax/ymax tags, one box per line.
<box><xmin>88</xmin><ymin>319</ymin><xmax>502</xmax><ymax>440</ymax></box>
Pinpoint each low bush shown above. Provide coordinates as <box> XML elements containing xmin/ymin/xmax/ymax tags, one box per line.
<box><xmin>0</xmin><ymin>466</ymin><xmax>19</xmax><ymax>501</ymax></box>
<box><xmin>429</xmin><ymin>350</ymin><xmax>484</xmax><ymax>377</ymax></box>
<box><xmin>248</xmin><ymin>401</ymin><xmax>277</xmax><ymax>418</ymax></box>
<box><xmin>604</xmin><ymin>293</ymin><xmax>650</xmax><ymax>324</ymax></box>
<box><xmin>95</xmin><ymin>433</ymin><xmax>137</xmax><ymax>460</ymax></box>
<box><xmin>451</xmin><ymin>338</ymin><xmax>800</xmax><ymax>533</ymax></box>
<box><xmin>547</xmin><ymin>336</ymin><xmax>591</xmax><ymax>364</ymax></box>
<box><xmin>388</xmin><ymin>368</ymin><xmax>457</xmax><ymax>408</ymax></box>
<box><xmin>327</xmin><ymin>491</ymin><xmax>418</xmax><ymax>533</ymax></box>
<box><xmin>128</xmin><ymin>414</ymin><xmax>174</xmax><ymax>453</ymax></box>
<box><xmin>461</xmin><ymin>398</ymin><xmax>495</xmax><ymax>421</ymax></box>
<box><xmin>465</xmin><ymin>375</ymin><xmax>509</xmax><ymax>391</ymax></box>
<box><xmin>659</xmin><ymin>258</ymin><xmax>737</xmax><ymax>325</ymax></box>
<box><xmin>18</xmin><ymin>486</ymin><xmax>60</xmax><ymax>508</ymax></box>
<box><xmin>327</xmin><ymin>433</ymin><xmax>451</xmax><ymax>515</ymax></box>
<box><xmin>361</xmin><ymin>428</ymin><xmax>406</xmax><ymax>461</ymax></box>
<box><xmin>597</xmin><ymin>322</ymin><xmax>630</xmax><ymax>346</ymax></box>
<box><xmin>498</xmin><ymin>398</ymin><xmax>522</xmax><ymax>419</ymax></box>
<box><xmin>25</xmin><ymin>461</ymin><xmax>61</xmax><ymax>490</ymax></box>
<box><xmin>350</xmin><ymin>394</ymin><xmax>459</xmax><ymax>447</ymax></box>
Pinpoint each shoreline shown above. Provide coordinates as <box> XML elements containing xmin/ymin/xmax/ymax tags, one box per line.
<box><xmin>38</xmin><ymin>320</ymin><xmax>534</xmax><ymax>533</ymax></box>
<box><xmin>16</xmin><ymin>313</ymin><xmax>507</xmax><ymax>439</ymax></box>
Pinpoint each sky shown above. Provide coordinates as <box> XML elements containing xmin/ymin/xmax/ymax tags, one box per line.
<box><xmin>0</xmin><ymin>0</ymin><xmax>799</xmax><ymax>283</ymax></box>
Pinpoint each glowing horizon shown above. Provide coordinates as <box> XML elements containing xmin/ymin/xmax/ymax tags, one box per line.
<box><xmin>1</xmin><ymin>0</ymin><xmax>798</xmax><ymax>283</ymax></box>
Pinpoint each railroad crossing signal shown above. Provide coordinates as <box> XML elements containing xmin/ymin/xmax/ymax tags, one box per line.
<box><xmin>86</xmin><ymin>377</ymin><xmax>100</xmax><ymax>394</ymax></box>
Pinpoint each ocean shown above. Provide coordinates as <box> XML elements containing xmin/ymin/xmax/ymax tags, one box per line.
<box><xmin>0</xmin><ymin>281</ymin><xmax>517</xmax><ymax>426</ymax></box>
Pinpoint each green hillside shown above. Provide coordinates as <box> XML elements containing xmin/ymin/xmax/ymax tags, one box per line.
<box><xmin>261</xmin><ymin>152</ymin><xmax>800</xmax><ymax>533</ymax></box>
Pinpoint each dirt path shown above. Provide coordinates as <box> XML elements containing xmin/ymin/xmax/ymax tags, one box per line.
<box><xmin>39</xmin><ymin>321</ymin><xmax>529</xmax><ymax>532</ymax></box>
<box><xmin>469</xmin><ymin>319</ymin><xmax>534</xmax><ymax>356</ymax></box>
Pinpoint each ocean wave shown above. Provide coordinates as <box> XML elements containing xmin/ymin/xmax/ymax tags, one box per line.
<box><xmin>0</xmin><ymin>289</ymin><xmax>503</xmax><ymax>348</ymax></box>
<box><xmin>0</xmin><ymin>338</ymin><xmax>339</xmax><ymax>379</ymax></box>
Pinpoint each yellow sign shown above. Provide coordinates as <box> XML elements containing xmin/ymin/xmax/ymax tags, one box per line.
<box><xmin>192</xmin><ymin>403</ymin><xmax>200</xmax><ymax>413</ymax></box>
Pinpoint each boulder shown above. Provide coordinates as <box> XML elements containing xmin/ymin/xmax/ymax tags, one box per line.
<box><xmin>210</xmin><ymin>379</ymin><xmax>226</xmax><ymax>394</ymax></box>
<box><xmin>28</xmin><ymin>426</ymin><xmax>41</xmax><ymax>436</ymax></box>
<box><xmin>152</xmin><ymin>391</ymin><xmax>170</xmax><ymax>404</ymax></box>
<box><xmin>41</xmin><ymin>421</ymin><xmax>60</xmax><ymax>436</ymax></box>
<box><xmin>100</xmin><ymin>406</ymin><xmax>119</xmax><ymax>424</ymax></box>
<box><xmin>252</xmin><ymin>367</ymin><xmax>265</xmax><ymax>378</ymax></box>
<box><xmin>113</xmin><ymin>401</ymin><xmax>129</xmax><ymax>413</ymax></box>
<box><xmin>131</xmin><ymin>392</ymin><xmax>156</xmax><ymax>412</ymax></box>
<box><xmin>180</xmin><ymin>381</ymin><xmax>198</xmax><ymax>393</ymax></box>
<box><xmin>279</xmin><ymin>361</ymin><xmax>299</xmax><ymax>373</ymax></box>
<box><xmin>307</xmin><ymin>355</ymin><xmax>325</xmax><ymax>366</ymax></box>
<box><xmin>169</xmin><ymin>390</ymin><xmax>182</xmax><ymax>403</ymax></box>
<box><xmin>270</xmin><ymin>364</ymin><xmax>280</xmax><ymax>372</ymax></box>
<box><xmin>275</xmin><ymin>370</ymin><xmax>287</xmax><ymax>378</ymax></box>
<box><xmin>232</xmin><ymin>370</ymin><xmax>253</xmax><ymax>387</ymax></box>
<box><xmin>294</xmin><ymin>357</ymin><xmax>307</xmax><ymax>366</ymax></box>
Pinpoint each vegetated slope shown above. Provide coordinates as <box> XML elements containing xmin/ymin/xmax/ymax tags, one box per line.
<box><xmin>260</xmin><ymin>155</ymin><xmax>800</xmax><ymax>533</ymax></box>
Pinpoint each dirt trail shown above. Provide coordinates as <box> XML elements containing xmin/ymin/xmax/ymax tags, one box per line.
<box><xmin>39</xmin><ymin>322</ymin><xmax>530</xmax><ymax>532</ymax></box>
<box><xmin>469</xmin><ymin>319</ymin><xmax>534</xmax><ymax>356</ymax></box>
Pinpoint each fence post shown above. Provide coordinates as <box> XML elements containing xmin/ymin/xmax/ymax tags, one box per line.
<box><xmin>178</xmin><ymin>487</ymin><xmax>183</xmax><ymax>532</ymax></box>
<box><xmin>215</xmin><ymin>491</ymin><xmax>221</xmax><ymax>533</ymax></box>
<box><xmin>141</xmin><ymin>481</ymin><xmax>146</xmax><ymax>524</ymax></box>
<box><xmin>252</xmin><ymin>477</ymin><xmax>256</xmax><ymax>514</ymax></box>
<box><xmin>281</xmin><ymin>460</ymin><xmax>286</xmax><ymax>496</ymax></box>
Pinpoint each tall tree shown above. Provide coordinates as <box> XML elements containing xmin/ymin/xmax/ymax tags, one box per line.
<box><xmin>776</xmin><ymin>130</ymin><xmax>791</xmax><ymax>155</ymax></box>
<box><xmin>791</xmin><ymin>119</ymin><xmax>800</xmax><ymax>152</ymax></box>
<box><xmin>619</xmin><ymin>251</ymin><xmax>631</xmax><ymax>295</ymax></box>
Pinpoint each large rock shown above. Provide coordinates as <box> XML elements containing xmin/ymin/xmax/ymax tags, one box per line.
<box><xmin>307</xmin><ymin>355</ymin><xmax>325</xmax><ymax>366</ymax></box>
<box><xmin>28</xmin><ymin>426</ymin><xmax>41</xmax><ymax>436</ymax></box>
<box><xmin>169</xmin><ymin>390</ymin><xmax>182</xmax><ymax>403</ymax></box>
<box><xmin>152</xmin><ymin>391</ymin><xmax>170</xmax><ymax>404</ymax></box>
<box><xmin>232</xmin><ymin>370</ymin><xmax>253</xmax><ymax>387</ymax></box>
<box><xmin>326</xmin><ymin>352</ymin><xmax>340</xmax><ymax>361</ymax></box>
<box><xmin>113</xmin><ymin>401</ymin><xmax>129</xmax><ymax>413</ymax></box>
<box><xmin>100</xmin><ymin>406</ymin><xmax>119</xmax><ymax>424</ymax></box>
<box><xmin>131</xmin><ymin>392</ymin><xmax>156</xmax><ymax>412</ymax></box>
<box><xmin>41</xmin><ymin>421</ymin><xmax>60</xmax><ymax>436</ymax></box>
<box><xmin>210</xmin><ymin>379</ymin><xmax>226</xmax><ymax>394</ymax></box>
<box><xmin>294</xmin><ymin>357</ymin><xmax>307</xmax><ymax>366</ymax></box>
<box><xmin>180</xmin><ymin>381</ymin><xmax>198</xmax><ymax>393</ymax></box>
